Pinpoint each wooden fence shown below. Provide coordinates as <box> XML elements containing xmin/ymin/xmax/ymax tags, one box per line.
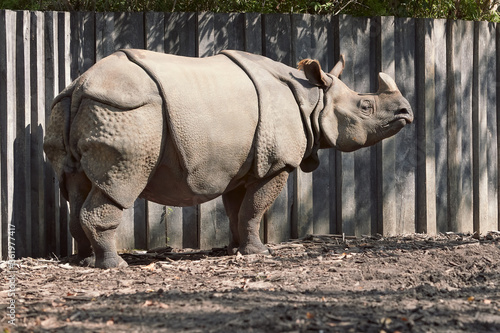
<box><xmin>1</xmin><ymin>10</ymin><xmax>499</xmax><ymax>259</ymax></box>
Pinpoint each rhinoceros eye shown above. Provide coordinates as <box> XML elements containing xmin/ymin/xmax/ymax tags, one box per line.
<box><xmin>360</xmin><ymin>99</ymin><xmax>374</xmax><ymax>115</ymax></box>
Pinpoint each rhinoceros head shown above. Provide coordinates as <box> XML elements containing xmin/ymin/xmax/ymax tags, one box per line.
<box><xmin>299</xmin><ymin>56</ymin><xmax>413</xmax><ymax>152</ymax></box>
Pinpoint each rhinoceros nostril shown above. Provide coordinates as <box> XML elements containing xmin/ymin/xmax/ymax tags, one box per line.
<box><xmin>398</xmin><ymin>108</ymin><xmax>409</xmax><ymax>115</ymax></box>
<box><xmin>396</xmin><ymin>107</ymin><xmax>413</xmax><ymax>124</ymax></box>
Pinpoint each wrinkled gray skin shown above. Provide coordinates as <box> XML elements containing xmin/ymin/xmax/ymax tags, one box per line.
<box><xmin>44</xmin><ymin>49</ymin><xmax>413</xmax><ymax>268</ymax></box>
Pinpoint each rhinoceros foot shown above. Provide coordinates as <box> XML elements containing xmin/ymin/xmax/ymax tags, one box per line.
<box><xmin>94</xmin><ymin>252</ymin><xmax>128</xmax><ymax>269</ymax></box>
<box><xmin>237</xmin><ymin>242</ymin><xmax>272</xmax><ymax>256</ymax></box>
<box><xmin>81</xmin><ymin>255</ymin><xmax>94</xmax><ymax>267</ymax></box>
<box><xmin>69</xmin><ymin>253</ymin><xmax>127</xmax><ymax>268</ymax></box>
<box><xmin>67</xmin><ymin>253</ymin><xmax>94</xmax><ymax>267</ymax></box>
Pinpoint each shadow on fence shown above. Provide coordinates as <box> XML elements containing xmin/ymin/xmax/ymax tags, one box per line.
<box><xmin>1</xmin><ymin>10</ymin><xmax>499</xmax><ymax>259</ymax></box>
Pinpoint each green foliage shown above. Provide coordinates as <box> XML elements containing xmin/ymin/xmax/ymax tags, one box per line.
<box><xmin>0</xmin><ymin>0</ymin><xmax>499</xmax><ymax>21</ymax></box>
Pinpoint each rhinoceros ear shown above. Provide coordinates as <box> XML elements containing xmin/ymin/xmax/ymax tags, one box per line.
<box><xmin>298</xmin><ymin>59</ymin><xmax>330</xmax><ymax>88</ymax></box>
<box><xmin>378</xmin><ymin>72</ymin><xmax>399</xmax><ymax>92</ymax></box>
<box><xmin>330</xmin><ymin>55</ymin><xmax>345</xmax><ymax>77</ymax></box>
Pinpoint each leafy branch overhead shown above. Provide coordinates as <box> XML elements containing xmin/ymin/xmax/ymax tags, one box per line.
<box><xmin>0</xmin><ymin>0</ymin><xmax>499</xmax><ymax>21</ymax></box>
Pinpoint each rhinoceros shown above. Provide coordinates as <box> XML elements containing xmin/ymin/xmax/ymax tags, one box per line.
<box><xmin>43</xmin><ymin>49</ymin><xmax>413</xmax><ymax>268</ymax></box>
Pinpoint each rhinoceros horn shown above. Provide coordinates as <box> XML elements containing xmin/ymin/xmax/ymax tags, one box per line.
<box><xmin>330</xmin><ymin>54</ymin><xmax>345</xmax><ymax>77</ymax></box>
<box><xmin>378</xmin><ymin>72</ymin><xmax>399</xmax><ymax>92</ymax></box>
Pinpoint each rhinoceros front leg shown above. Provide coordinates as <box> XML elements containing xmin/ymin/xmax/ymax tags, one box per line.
<box><xmin>80</xmin><ymin>186</ymin><xmax>128</xmax><ymax>269</ymax></box>
<box><xmin>235</xmin><ymin>170</ymin><xmax>289</xmax><ymax>255</ymax></box>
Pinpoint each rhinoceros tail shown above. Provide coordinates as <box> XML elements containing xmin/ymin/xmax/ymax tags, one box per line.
<box><xmin>43</xmin><ymin>84</ymin><xmax>79</xmax><ymax>201</ymax></box>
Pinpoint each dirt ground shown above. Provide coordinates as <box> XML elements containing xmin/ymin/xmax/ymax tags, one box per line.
<box><xmin>1</xmin><ymin>231</ymin><xmax>500</xmax><ymax>333</ymax></box>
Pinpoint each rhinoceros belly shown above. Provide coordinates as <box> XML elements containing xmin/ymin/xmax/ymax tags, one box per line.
<box><xmin>137</xmin><ymin>52</ymin><xmax>259</xmax><ymax>206</ymax></box>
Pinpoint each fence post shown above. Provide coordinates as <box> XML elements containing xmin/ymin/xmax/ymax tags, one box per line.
<box><xmin>448</xmin><ymin>20</ymin><xmax>474</xmax><ymax>233</ymax></box>
<box><xmin>338</xmin><ymin>15</ymin><xmax>377</xmax><ymax>236</ymax></box>
<box><xmin>433</xmin><ymin>19</ymin><xmax>449</xmax><ymax>233</ymax></box>
<box><xmin>30</xmin><ymin>11</ymin><xmax>47</xmax><ymax>257</ymax></box>
<box><xmin>144</xmin><ymin>11</ymin><xmax>168</xmax><ymax>250</ymax></box>
<box><xmin>474</xmin><ymin>21</ymin><xmax>498</xmax><ymax>233</ymax></box>
<box><xmin>262</xmin><ymin>13</ymin><xmax>293</xmax><ymax>244</ymax></box>
<box><xmin>415</xmin><ymin>18</ymin><xmax>437</xmax><ymax>235</ymax></box>
<box><xmin>0</xmin><ymin>10</ymin><xmax>16</xmax><ymax>259</ymax></box>
<box><xmin>393</xmin><ymin>17</ymin><xmax>418</xmax><ymax>234</ymax></box>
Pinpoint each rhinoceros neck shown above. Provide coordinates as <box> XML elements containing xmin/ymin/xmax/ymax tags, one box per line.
<box><xmin>221</xmin><ymin>50</ymin><xmax>325</xmax><ymax>177</ymax></box>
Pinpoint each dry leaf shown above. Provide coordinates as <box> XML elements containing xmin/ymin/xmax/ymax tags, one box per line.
<box><xmin>142</xmin><ymin>262</ymin><xmax>157</xmax><ymax>271</ymax></box>
<box><xmin>143</xmin><ymin>300</ymin><xmax>154</xmax><ymax>307</ymax></box>
<box><xmin>158</xmin><ymin>302</ymin><xmax>170</xmax><ymax>309</ymax></box>
<box><xmin>306</xmin><ymin>312</ymin><xmax>315</xmax><ymax>319</ymax></box>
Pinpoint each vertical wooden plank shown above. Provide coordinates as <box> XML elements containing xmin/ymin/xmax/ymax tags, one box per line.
<box><xmin>107</xmin><ymin>12</ymin><xmax>147</xmax><ymax>251</ymax></box>
<box><xmin>0</xmin><ymin>10</ymin><xmax>16</xmax><ymax>259</ymax></box>
<box><xmin>163</xmin><ymin>12</ymin><xmax>198</xmax><ymax>249</ymax></box>
<box><xmin>57</xmin><ymin>11</ymin><xmax>71</xmax><ymax>256</ymax></box>
<box><xmin>433</xmin><ymin>19</ymin><xmax>448</xmax><ymax>233</ymax></box>
<box><xmin>13</xmin><ymin>10</ymin><xmax>31</xmax><ymax>258</ymax></box>
<box><xmin>415</xmin><ymin>19</ymin><xmax>437</xmax><ymax>234</ymax></box>
<box><xmin>244</xmin><ymin>13</ymin><xmax>262</xmax><ymax>55</ymax></box>
<box><xmin>0</xmin><ymin>10</ymin><xmax>4</xmax><ymax>259</ymax></box>
<box><xmin>338</xmin><ymin>15</ymin><xmax>356</xmax><ymax>236</ymax></box>
<box><xmin>30</xmin><ymin>11</ymin><xmax>46</xmax><ymax>257</ymax></box>
<box><xmin>114</xmin><ymin>12</ymin><xmax>144</xmax><ymax>50</ymax></box>
<box><xmin>144</xmin><ymin>11</ymin><xmax>167</xmax><ymax>250</ymax></box>
<box><xmin>67</xmin><ymin>11</ymin><xmax>94</xmax><ymax>255</ymax></box>
<box><xmin>197</xmin><ymin>12</ymin><xmax>230</xmax><ymax>250</ymax></box>
<box><xmin>338</xmin><ymin>15</ymin><xmax>376</xmax><ymax>236</ymax></box>
<box><xmin>332</xmin><ymin>15</ymin><xmax>342</xmax><ymax>235</ymax></box>
<box><xmin>446</xmin><ymin>21</ymin><xmax>457</xmax><ymax>233</ymax></box>
<box><xmin>244</xmin><ymin>13</ymin><xmax>265</xmax><ymax>241</ymax></box>
<box><xmin>487</xmin><ymin>22</ymin><xmax>498</xmax><ymax>233</ymax></box>
<box><xmin>497</xmin><ymin>23</ymin><xmax>500</xmax><ymax>232</ymax></box>
<box><xmin>484</xmin><ymin>21</ymin><xmax>497</xmax><ymax>232</ymax></box>
<box><xmin>448</xmin><ymin>20</ymin><xmax>474</xmax><ymax>233</ymax></box>
<box><xmin>474</xmin><ymin>21</ymin><xmax>498</xmax><ymax>233</ymax></box>
<box><xmin>164</xmin><ymin>12</ymin><xmax>197</xmax><ymax>57</ymax></box>
<box><xmin>214</xmin><ymin>12</ymin><xmax>245</xmax><ymax>53</ymax></box>
<box><xmin>214</xmin><ymin>13</ymin><xmax>229</xmax><ymax>53</ymax></box>
<box><xmin>291</xmin><ymin>13</ymin><xmax>314</xmax><ymax>239</ymax></box>
<box><xmin>202</xmin><ymin>12</ymin><xmax>247</xmax><ymax>248</ymax></box>
<box><xmin>145</xmin><ymin>11</ymin><xmax>164</xmax><ymax>53</ymax></box>
<box><xmin>262</xmin><ymin>13</ymin><xmax>292</xmax><ymax>244</ymax></box>
<box><xmin>197</xmin><ymin>12</ymin><xmax>214</xmax><ymax>58</ymax></box>
<box><xmin>196</xmin><ymin>11</ymin><xmax>215</xmax><ymax>250</ymax></box>
<box><xmin>394</xmin><ymin>17</ymin><xmax>417</xmax><ymax>234</ymax></box>
<box><xmin>182</xmin><ymin>207</ymin><xmax>198</xmax><ymax>249</ymax></box>
<box><xmin>376</xmin><ymin>16</ymin><xmax>397</xmax><ymax>235</ymax></box>
<box><xmin>44</xmin><ymin>11</ymin><xmax>60</xmax><ymax>255</ymax></box>
<box><xmin>72</xmin><ymin>11</ymin><xmax>95</xmax><ymax>77</ymax></box>
<box><xmin>311</xmin><ymin>14</ymin><xmax>334</xmax><ymax>235</ymax></box>
<box><xmin>95</xmin><ymin>12</ymin><xmax>114</xmax><ymax>61</ymax></box>
<box><xmin>473</xmin><ymin>21</ymin><xmax>485</xmax><ymax>233</ymax></box>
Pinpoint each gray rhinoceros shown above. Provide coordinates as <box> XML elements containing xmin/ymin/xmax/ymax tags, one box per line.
<box><xmin>44</xmin><ymin>49</ymin><xmax>413</xmax><ymax>268</ymax></box>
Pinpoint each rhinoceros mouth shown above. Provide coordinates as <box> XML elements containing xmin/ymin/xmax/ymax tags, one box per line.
<box><xmin>389</xmin><ymin>115</ymin><xmax>412</xmax><ymax>126</ymax></box>
<box><xmin>382</xmin><ymin>117</ymin><xmax>408</xmax><ymax>129</ymax></box>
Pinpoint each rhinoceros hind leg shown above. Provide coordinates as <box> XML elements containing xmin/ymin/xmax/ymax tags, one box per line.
<box><xmin>222</xmin><ymin>185</ymin><xmax>246</xmax><ymax>254</ymax></box>
<box><xmin>236</xmin><ymin>170</ymin><xmax>289</xmax><ymax>255</ymax></box>
<box><xmin>80</xmin><ymin>186</ymin><xmax>128</xmax><ymax>268</ymax></box>
<box><xmin>65</xmin><ymin>172</ymin><xmax>93</xmax><ymax>264</ymax></box>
